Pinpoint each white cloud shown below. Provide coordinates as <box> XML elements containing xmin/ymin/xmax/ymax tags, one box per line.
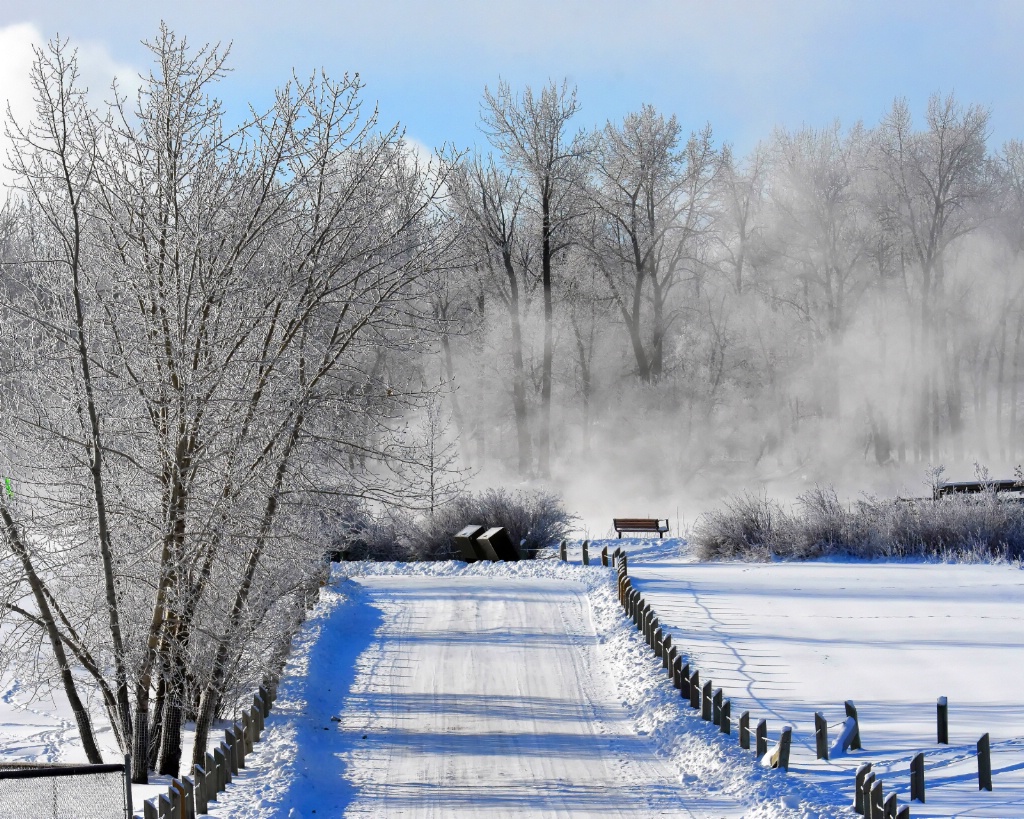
<box><xmin>0</xmin><ymin>22</ymin><xmax>139</xmax><ymax>193</ymax></box>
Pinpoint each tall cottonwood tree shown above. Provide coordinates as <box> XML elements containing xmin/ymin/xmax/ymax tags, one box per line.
<box><xmin>586</xmin><ymin>106</ymin><xmax>717</xmax><ymax>382</ymax></box>
<box><xmin>874</xmin><ymin>94</ymin><xmax>990</xmax><ymax>460</ymax></box>
<box><xmin>480</xmin><ymin>80</ymin><xmax>588</xmax><ymax>476</ymax></box>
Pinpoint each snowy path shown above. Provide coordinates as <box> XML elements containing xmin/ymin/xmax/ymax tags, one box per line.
<box><xmin>212</xmin><ymin>572</ymin><xmax>742</xmax><ymax>818</ymax></box>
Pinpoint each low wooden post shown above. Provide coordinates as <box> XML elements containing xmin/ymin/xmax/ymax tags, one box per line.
<box><xmin>182</xmin><ymin>776</ymin><xmax>196</xmax><ymax>819</ymax></box>
<box><xmin>815</xmin><ymin>712</ymin><xmax>829</xmax><ymax>760</ymax></box>
<box><xmin>242</xmin><ymin>711</ymin><xmax>254</xmax><ymax>754</ymax></box>
<box><xmin>601</xmin><ymin>546</ymin><xmax>609</xmax><ymax>566</ymax></box>
<box><xmin>662</xmin><ymin>634</ymin><xmax>673</xmax><ymax>667</ymax></box>
<box><xmin>854</xmin><ymin>763</ymin><xmax>872</xmax><ymax>814</ymax></box>
<box><xmin>224</xmin><ymin>728</ymin><xmax>238</xmax><ymax>774</ymax></box>
<box><xmin>144</xmin><ymin>798</ymin><xmax>159</xmax><ymax>819</ymax></box>
<box><xmin>666</xmin><ymin>646</ymin><xmax>678</xmax><ymax>679</ymax></box>
<box><xmin>739</xmin><ymin>711</ymin><xmax>750</xmax><ymax>749</ymax></box>
<box><xmin>937</xmin><ymin>696</ymin><xmax>948</xmax><ymax>744</ymax></box>
<box><xmin>756</xmin><ymin>719</ymin><xmax>768</xmax><ymax>757</ymax></box>
<box><xmin>870</xmin><ymin>780</ymin><xmax>883</xmax><ymax>817</ymax></box>
<box><xmin>845</xmin><ymin>701</ymin><xmax>862</xmax><ymax>751</ymax></box>
<box><xmin>895</xmin><ymin>806</ymin><xmax>910</xmax><ymax>819</ymax></box>
<box><xmin>621</xmin><ymin>554</ymin><xmax>628</xmax><ymax>574</ymax></box>
<box><xmin>883</xmin><ymin>792</ymin><xmax>897</xmax><ymax>818</ymax></box>
<box><xmin>679</xmin><ymin>662</ymin><xmax>690</xmax><ymax>698</ymax></box>
<box><xmin>771</xmin><ymin>727</ymin><xmax>792</xmax><ymax>771</ymax></box>
<box><xmin>689</xmin><ymin>669</ymin><xmax>700</xmax><ymax>709</ymax></box>
<box><xmin>978</xmin><ymin>733</ymin><xmax>992</xmax><ymax>791</ymax></box>
<box><xmin>234</xmin><ymin>722</ymin><xmax>246</xmax><ymax>769</ymax></box>
<box><xmin>159</xmin><ymin>793</ymin><xmax>173</xmax><ymax>819</ymax></box>
<box><xmin>653</xmin><ymin>627</ymin><xmax>664</xmax><ymax>658</ymax></box>
<box><xmin>194</xmin><ymin>765</ymin><xmax>209</xmax><ymax>814</ymax></box>
<box><xmin>559</xmin><ymin>540</ymin><xmax>567</xmax><ymax>561</ymax></box>
<box><xmin>860</xmin><ymin>772</ymin><xmax>876</xmax><ymax>818</ymax></box>
<box><xmin>701</xmin><ymin>680</ymin><xmax>713</xmax><ymax>721</ymax></box>
<box><xmin>720</xmin><ymin>699</ymin><xmax>731</xmax><ymax>734</ymax></box>
<box><xmin>205</xmin><ymin>752</ymin><xmax>219</xmax><ymax>796</ymax></box>
<box><xmin>712</xmin><ymin>688</ymin><xmax>723</xmax><ymax>726</ymax></box>
<box><xmin>582</xmin><ymin>540</ymin><xmax>590</xmax><ymax>566</ymax></box>
<box><xmin>258</xmin><ymin>686</ymin><xmax>271</xmax><ymax>717</ymax></box>
<box><xmin>219</xmin><ymin>741</ymin><xmax>233</xmax><ymax>783</ymax></box>
<box><xmin>910</xmin><ymin>753</ymin><xmax>925</xmax><ymax>803</ymax></box>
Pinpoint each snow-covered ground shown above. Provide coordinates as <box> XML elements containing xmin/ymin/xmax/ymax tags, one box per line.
<box><xmin>620</xmin><ymin>537</ymin><xmax>1024</xmax><ymax>818</ymax></box>
<box><xmin>2</xmin><ymin>540</ymin><xmax>1023</xmax><ymax>817</ymax></box>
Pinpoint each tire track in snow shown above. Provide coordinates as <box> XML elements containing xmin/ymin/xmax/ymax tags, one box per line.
<box><xmin>338</xmin><ymin>575</ymin><xmax>734</xmax><ymax>818</ymax></box>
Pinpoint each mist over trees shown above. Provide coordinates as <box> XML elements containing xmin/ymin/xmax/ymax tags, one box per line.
<box><xmin>0</xmin><ymin>26</ymin><xmax>1022</xmax><ymax>780</ymax></box>
<box><xmin>449</xmin><ymin>81</ymin><xmax>1021</xmax><ymax>501</ymax></box>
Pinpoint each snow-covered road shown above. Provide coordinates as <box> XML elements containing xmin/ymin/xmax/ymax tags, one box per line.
<box><xmin>211</xmin><ymin>571</ymin><xmax>742</xmax><ymax>818</ymax></box>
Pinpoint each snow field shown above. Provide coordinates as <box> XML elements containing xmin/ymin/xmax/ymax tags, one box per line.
<box><xmin>620</xmin><ymin>538</ymin><xmax>1024</xmax><ymax>818</ymax></box>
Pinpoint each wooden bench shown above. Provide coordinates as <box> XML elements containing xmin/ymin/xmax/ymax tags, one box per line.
<box><xmin>613</xmin><ymin>518</ymin><xmax>669</xmax><ymax>538</ymax></box>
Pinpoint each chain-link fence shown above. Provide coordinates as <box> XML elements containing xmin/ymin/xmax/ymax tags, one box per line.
<box><xmin>0</xmin><ymin>760</ymin><xmax>131</xmax><ymax>819</ymax></box>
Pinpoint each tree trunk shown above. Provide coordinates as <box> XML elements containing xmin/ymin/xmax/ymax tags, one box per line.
<box><xmin>0</xmin><ymin>504</ymin><xmax>103</xmax><ymax>763</ymax></box>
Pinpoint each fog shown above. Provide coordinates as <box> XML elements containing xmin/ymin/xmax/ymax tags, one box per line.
<box><xmin>438</xmin><ymin>91</ymin><xmax>1024</xmax><ymax>534</ymax></box>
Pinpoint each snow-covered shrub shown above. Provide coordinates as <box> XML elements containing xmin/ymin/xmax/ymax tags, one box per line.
<box><xmin>691</xmin><ymin>491</ymin><xmax>797</xmax><ymax>560</ymax></box>
<box><xmin>692</xmin><ymin>485</ymin><xmax>1024</xmax><ymax>562</ymax></box>
<box><xmin>330</xmin><ymin>489</ymin><xmax>577</xmax><ymax>561</ymax></box>
<box><xmin>406</xmin><ymin>488</ymin><xmax>577</xmax><ymax>560</ymax></box>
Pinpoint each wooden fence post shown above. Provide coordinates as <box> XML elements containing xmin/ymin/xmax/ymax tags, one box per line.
<box><xmin>601</xmin><ymin>546</ymin><xmax>608</xmax><ymax>566</ymax></box>
<box><xmin>720</xmin><ymin>699</ymin><xmax>731</xmax><ymax>734</ymax></box>
<box><xmin>183</xmin><ymin>776</ymin><xmax>196</xmax><ymax>819</ymax></box>
<box><xmin>653</xmin><ymin>627</ymin><xmax>664</xmax><ymax>658</ymax></box>
<box><xmin>845</xmin><ymin>701</ymin><xmax>862</xmax><ymax>751</ymax></box>
<box><xmin>978</xmin><ymin>733</ymin><xmax>992</xmax><ymax>791</ymax></box>
<box><xmin>910</xmin><ymin>752</ymin><xmax>925</xmax><ymax>803</ymax></box>
<box><xmin>739</xmin><ymin>711</ymin><xmax>750</xmax><ymax>749</ymax></box>
<box><xmin>559</xmin><ymin>540</ymin><xmax>567</xmax><ymax>561</ymax></box>
<box><xmin>671</xmin><ymin>654</ymin><xmax>683</xmax><ymax>689</ymax></box>
<box><xmin>144</xmin><ymin>798</ymin><xmax>159</xmax><ymax>819</ymax></box>
<box><xmin>855</xmin><ymin>763</ymin><xmax>872</xmax><ymax>814</ymax></box>
<box><xmin>937</xmin><ymin>696</ymin><xmax>948</xmax><ymax>744</ymax></box>
<box><xmin>159</xmin><ymin>793</ymin><xmax>173</xmax><ymax>818</ymax></box>
<box><xmin>771</xmin><ymin>727</ymin><xmax>792</xmax><ymax>771</ymax></box>
<box><xmin>219</xmin><ymin>741</ymin><xmax>233</xmax><ymax>783</ymax></box>
<box><xmin>883</xmin><ymin>792</ymin><xmax>897</xmax><ymax>818</ymax></box>
<box><xmin>224</xmin><ymin>729</ymin><xmax>238</xmax><ymax>774</ymax></box>
<box><xmin>205</xmin><ymin>752</ymin><xmax>219</xmax><ymax>796</ymax></box>
<box><xmin>662</xmin><ymin>634</ymin><xmax>672</xmax><ymax>667</ymax></box>
<box><xmin>860</xmin><ymin>772</ymin><xmax>875</xmax><ymax>817</ymax></box>
<box><xmin>194</xmin><ymin>765</ymin><xmax>209</xmax><ymax>814</ymax></box>
<box><xmin>895</xmin><ymin>806</ymin><xmax>910</xmax><ymax>819</ymax></box>
<box><xmin>259</xmin><ymin>686</ymin><xmax>271</xmax><ymax>717</ymax></box>
<box><xmin>756</xmin><ymin>719</ymin><xmax>767</xmax><ymax>757</ymax></box>
<box><xmin>666</xmin><ymin>646</ymin><xmax>677</xmax><ymax>678</ymax></box>
<box><xmin>234</xmin><ymin>722</ymin><xmax>246</xmax><ymax>769</ymax></box>
<box><xmin>679</xmin><ymin>662</ymin><xmax>690</xmax><ymax>698</ymax></box>
<box><xmin>712</xmin><ymin>688</ymin><xmax>723</xmax><ymax>726</ymax></box>
<box><xmin>242</xmin><ymin>711</ymin><xmax>254</xmax><ymax>755</ymax></box>
<box><xmin>689</xmin><ymin>669</ymin><xmax>700</xmax><ymax>709</ymax></box>
<box><xmin>815</xmin><ymin>712</ymin><xmax>829</xmax><ymax>760</ymax></box>
<box><xmin>870</xmin><ymin>780</ymin><xmax>883</xmax><ymax>817</ymax></box>
<box><xmin>701</xmin><ymin>681</ymin><xmax>713</xmax><ymax>721</ymax></box>
<box><xmin>582</xmin><ymin>540</ymin><xmax>590</xmax><ymax>566</ymax></box>
<box><xmin>621</xmin><ymin>554</ymin><xmax>628</xmax><ymax>574</ymax></box>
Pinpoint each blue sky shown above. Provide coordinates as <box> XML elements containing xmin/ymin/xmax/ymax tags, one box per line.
<box><xmin>1</xmin><ymin>0</ymin><xmax>1022</xmax><ymax>163</ymax></box>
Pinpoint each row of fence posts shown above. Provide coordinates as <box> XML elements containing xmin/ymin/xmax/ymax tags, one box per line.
<box><xmin>817</xmin><ymin>693</ymin><xmax>993</xmax><ymax>815</ymax></box>
<box><xmin>605</xmin><ymin>544</ymin><xmax>1003</xmax><ymax>819</ymax></box>
<box><xmin>612</xmin><ymin>553</ymin><xmax>799</xmax><ymax>775</ymax></box>
<box><xmin>140</xmin><ymin>678</ymin><xmax>279</xmax><ymax>819</ymax></box>
<box><xmin>558</xmin><ymin>540</ymin><xmax>612</xmax><ymax>568</ymax></box>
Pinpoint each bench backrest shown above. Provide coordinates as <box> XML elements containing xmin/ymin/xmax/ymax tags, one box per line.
<box><xmin>614</xmin><ymin>518</ymin><xmax>666</xmax><ymax>528</ymax></box>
